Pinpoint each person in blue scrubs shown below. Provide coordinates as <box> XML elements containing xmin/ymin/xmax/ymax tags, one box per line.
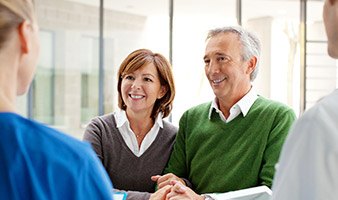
<box><xmin>0</xmin><ymin>0</ymin><xmax>114</xmax><ymax>199</ymax></box>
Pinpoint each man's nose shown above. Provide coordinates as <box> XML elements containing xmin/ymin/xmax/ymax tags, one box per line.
<box><xmin>208</xmin><ymin>60</ymin><xmax>220</xmax><ymax>73</ymax></box>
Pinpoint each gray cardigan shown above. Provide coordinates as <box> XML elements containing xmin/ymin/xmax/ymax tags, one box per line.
<box><xmin>83</xmin><ymin>113</ymin><xmax>177</xmax><ymax>200</ymax></box>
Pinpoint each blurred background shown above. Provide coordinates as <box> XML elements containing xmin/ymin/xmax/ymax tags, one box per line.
<box><xmin>19</xmin><ymin>0</ymin><xmax>334</xmax><ymax>139</ymax></box>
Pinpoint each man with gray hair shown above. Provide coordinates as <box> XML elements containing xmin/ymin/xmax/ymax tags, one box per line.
<box><xmin>150</xmin><ymin>26</ymin><xmax>296</xmax><ymax>200</ymax></box>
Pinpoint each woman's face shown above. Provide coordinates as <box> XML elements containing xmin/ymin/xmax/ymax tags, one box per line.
<box><xmin>121</xmin><ymin>63</ymin><xmax>166</xmax><ymax>117</ymax></box>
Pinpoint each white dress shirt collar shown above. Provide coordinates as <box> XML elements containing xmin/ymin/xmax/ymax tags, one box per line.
<box><xmin>208</xmin><ymin>87</ymin><xmax>258</xmax><ymax>123</ymax></box>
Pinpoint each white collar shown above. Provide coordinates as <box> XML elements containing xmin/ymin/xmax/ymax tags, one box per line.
<box><xmin>208</xmin><ymin>87</ymin><xmax>258</xmax><ymax>120</ymax></box>
<box><xmin>115</xmin><ymin>109</ymin><xmax>164</xmax><ymax>128</ymax></box>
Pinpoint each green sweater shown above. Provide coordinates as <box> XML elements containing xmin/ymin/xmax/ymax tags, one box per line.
<box><xmin>164</xmin><ymin>96</ymin><xmax>296</xmax><ymax>194</ymax></box>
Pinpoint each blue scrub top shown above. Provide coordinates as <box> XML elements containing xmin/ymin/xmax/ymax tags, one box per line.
<box><xmin>0</xmin><ymin>112</ymin><xmax>113</xmax><ymax>200</ymax></box>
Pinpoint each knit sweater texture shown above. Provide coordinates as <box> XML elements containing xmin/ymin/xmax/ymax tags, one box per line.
<box><xmin>164</xmin><ymin>96</ymin><xmax>296</xmax><ymax>194</ymax></box>
<box><xmin>83</xmin><ymin>113</ymin><xmax>177</xmax><ymax>200</ymax></box>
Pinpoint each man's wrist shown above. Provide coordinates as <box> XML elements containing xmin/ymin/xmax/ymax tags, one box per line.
<box><xmin>179</xmin><ymin>178</ymin><xmax>187</xmax><ymax>186</ymax></box>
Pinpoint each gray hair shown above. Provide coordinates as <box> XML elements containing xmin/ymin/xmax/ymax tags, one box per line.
<box><xmin>206</xmin><ymin>26</ymin><xmax>261</xmax><ymax>81</ymax></box>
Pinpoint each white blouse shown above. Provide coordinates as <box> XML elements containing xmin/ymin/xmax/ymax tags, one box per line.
<box><xmin>114</xmin><ymin>109</ymin><xmax>163</xmax><ymax>157</ymax></box>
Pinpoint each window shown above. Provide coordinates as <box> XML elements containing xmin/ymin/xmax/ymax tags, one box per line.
<box><xmin>34</xmin><ymin>0</ymin><xmax>101</xmax><ymax>138</ymax></box>
<box><xmin>33</xmin><ymin>30</ymin><xmax>55</xmax><ymax>124</ymax></box>
<box><xmin>27</xmin><ymin>0</ymin><xmax>335</xmax><ymax>139</ymax></box>
<box><xmin>172</xmin><ymin>0</ymin><xmax>237</xmax><ymax>124</ymax></box>
<box><xmin>243</xmin><ymin>0</ymin><xmax>301</xmax><ymax>115</ymax></box>
<box><xmin>306</xmin><ymin>1</ymin><xmax>337</xmax><ymax>109</ymax></box>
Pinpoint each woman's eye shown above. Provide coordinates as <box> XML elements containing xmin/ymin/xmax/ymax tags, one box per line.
<box><xmin>204</xmin><ymin>59</ymin><xmax>210</xmax><ymax>65</ymax></box>
<box><xmin>125</xmin><ymin>75</ymin><xmax>134</xmax><ymax>80</ymax></box>
<box><xmin>144</xmin><ymin>77</ymin><xmax>153</xmax><ymax>82</ymax></box>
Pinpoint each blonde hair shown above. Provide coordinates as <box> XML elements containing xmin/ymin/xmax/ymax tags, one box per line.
<box><xmin>0</xmin><ymin>0</ymin><xmax>35</xmax><ymax>49</ymax></box>
<box><xmin>117</xmin><ymin>49</ymin><xmax>176</xmax><ymax>120</ymax></box>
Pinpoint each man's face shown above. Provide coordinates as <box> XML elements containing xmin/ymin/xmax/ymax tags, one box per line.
<box><xmin>203</xmin><ymin>32</ymin><xmax>255</xmax><ymax>102</ymax></box>
<box><xmin>323</xmin><ymin>0</ymin><xmax>338</xmax><ymax>58</ymax></box>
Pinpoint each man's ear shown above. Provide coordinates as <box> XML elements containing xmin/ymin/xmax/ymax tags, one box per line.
<box><xmin>17</xmin><ymin>21</ymin><xmax>32</xmax><ymax>54</ymax></box>
<box><xmin>246</xmin><ymin>56</ymin><xmax>257</xmax><ymax>75</ymax></box>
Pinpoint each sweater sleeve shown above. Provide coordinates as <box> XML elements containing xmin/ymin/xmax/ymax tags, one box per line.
<box><xmin>82</xmin><ymin>117</ymin><xmax>104</xmax><ymax>162</ymax></box>
<box><xmin>260</xmin><ymin>107</ymin><xmax>296</xmax><ymax>187</ymax></box>
<box><xmin>163</xmin><ymin>111</ymin><xmax>190</xmax><ymax>184</ymax></box>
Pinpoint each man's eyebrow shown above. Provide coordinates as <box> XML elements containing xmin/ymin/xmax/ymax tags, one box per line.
<box><xmin>203</xmin><ymin>52</ymin><xmax>226</xmax><ymax>60</ymax></box>
<box><xmin>215</xmin><ymin>52</ymin><xmax>226</xmax><ymax>56</ymax></box>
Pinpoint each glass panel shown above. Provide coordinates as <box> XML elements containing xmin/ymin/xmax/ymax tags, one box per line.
<box><xmin>242</xmin><ymin>0</ymin><xmax>301</xmax><ymax>115</ymax></box>
<box><xmin>33</xmin><ymin>30</ymin><xmax>54</xmax><ymax>124</ymax></box>
<box><xmin>172</xmin><ymin>0</ymin><xmax>237</xmax><ymax>125</ymax></box>
<box><xmin>35</xmin><ymin>0</ymin><xmax>100</xmax><ymax>139</ymax></box>
<box><xmin>80</xmin><ymin>36</ymin><xmax>99</xmax><ymax>124</ymax></box>
<box><xmin>16</xmin><ymin>95</ymin><xmax>28</xmax><ymax>117</ymax></box>
<box><xmin>306</xmin><ymin>0</ymin><xmax>336</xmax><ymax>110</ymax></box>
